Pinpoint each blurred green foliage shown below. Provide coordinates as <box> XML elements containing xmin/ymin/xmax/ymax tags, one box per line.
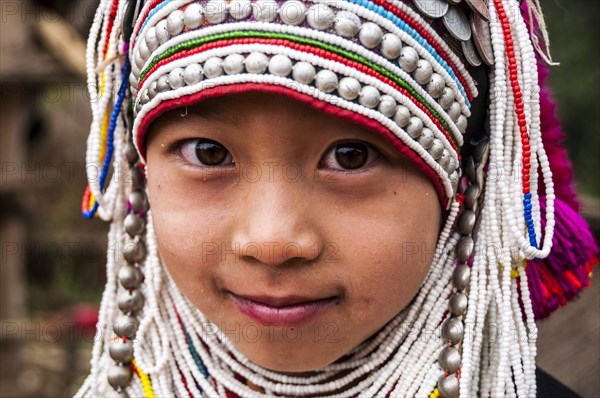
<box><xmin>543</xmin><ymin>0</ymin><xmax>600</xmax><ymax>196</ymax></box>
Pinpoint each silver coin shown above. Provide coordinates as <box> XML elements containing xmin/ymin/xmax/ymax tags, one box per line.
<box><xmin>465</xmin><ymin>0</ymin><xmax>490</xmax><ymax>22</ymax></box>
<box><xmin>414</xmin><ymin>0</ymin><xmax>449</xmax><ymax>19</ymax></box>
<box><xmin>443</xmin><ymin>6</ymin><xmax>472</xmax><ymax>41</ymax></box>
<box><xmin>471</xmin><ymin>13</ymin><xmax>494</xmax><ymax>65</ymax></box>
<box><xmin>462</xmin><ymin>37</ymin><xmax>482</xmax><ymax>67</ymax></box>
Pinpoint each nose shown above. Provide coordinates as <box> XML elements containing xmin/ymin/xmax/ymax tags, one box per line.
<box><xmin>231</xmin><ymin>177</ymin><xmax>323</xmax><ymax>268</ymax></box>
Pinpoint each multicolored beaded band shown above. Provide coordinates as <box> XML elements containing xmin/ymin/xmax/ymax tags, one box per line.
<box><xmin>127</xmin><ymin>0</ymin><xmax>482</xmax><ymax>205</ymax></box>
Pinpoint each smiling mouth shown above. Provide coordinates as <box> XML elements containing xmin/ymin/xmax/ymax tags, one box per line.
<box><xmin>227</xmin><ymin>291</ymin><xmax>338</xmax><ymax>325</ymax></box>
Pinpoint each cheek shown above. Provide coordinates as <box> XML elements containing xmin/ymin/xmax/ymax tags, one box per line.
<box><xmin>329</xmin><ymin>183</ymin><xmax>440</xmax><ymax>324</ymax></box>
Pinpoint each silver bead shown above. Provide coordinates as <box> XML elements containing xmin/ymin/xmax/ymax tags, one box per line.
<box><xmin>123</xmin><ymin>240</ymin><xmax>146</xmax><ymax>263</ymax></box>
<box><xmin>428</xmin><ymin>139</ymin><xmax>445</xmax><ymax>160</ymax></box>
<box><xmin>315</xmin><ymin>70</ymin><xmax>338</xmax><ymax>93</ymax></box>
<box><xmin>439</xmin><ymin>346</ymin><xmax>461</xmax><ymax>373</ymax></box>
<box><xmin>427</xmin><ymin>73</ymin><xmax>445</xmax><ymax>98</ymax></box>
<box><xmin>449</xmin><ymin>292</ymin><xmax>468</xmax><ymax>316</ymax></box>
<box><xmin>414</xmin><ymin>59</ymin><xmax>433</xmax><ymax>85</ymax></box>
<box><xmin>464</xmin><ymin>156</ymin><xmax>476</xmax><ymax>183</ymax></box>
<box><xmin>223</xmin><ymin>54</ymin><xmax>245</xmax><ymax>75</ymax></box>
<box><xmin>446</xmin><ymin>156</ymin><xmax>457</xmax><ymax>174</ymax></box>
<box><xmin>125</xmin><ymin>143</ymin><xmax>139</xmax><ymax>165</ymax></box>
<box><xmin>279</xmin><ymin>0</ymin><xmax>306</xmax><ymax>26</ymax></box>
<box><xmin>268</xmin><ymin>54</ymin><xmax>293</xmax><ymax>76</ymax></box>
<box><xmin>359</xmin><ymin>86</ymin><xmax>381</xmax><ymax>108</ymax></box>
<box><xmin>448</xmin><ymin>102</ymin><xmax>461</xmax><ymax>121</ymax></box>
<box><xmin>439</xmin><ymin>87</ymin><xmax>455</xmax><ymax>110</ymax></box>
<box><xmin>205</xmin><ymin>0</ymin><xmax>228</xmax><ymax>24</ymax></box>
<box><xmin>394</xmin><ymin>106</ymin><xmax>411</xmax><ymax>128</ymax></box>
<box><xmin>245</xmin><ymin>52</ymin><xmax>269</xmax><ymax>74</ymax></box>
<box><xmin>399</xmin><ymin>46</ymin><xmax>419</xmax><ymax>73</ymax></box>
<box><xmin>418</xmin><ymin>128</ymin><xmax>434</xmax><ymax>149</ymax></box>
<box><xmin>129</xmin><ymin>191</ymin><xmax>147</xmax><ymax>213</ymax></box>
<box><xmin>140</xmin><ymin>89</ymin><xmax>150</xmax><ymax>105</ymax></box>
<box><xmin>359</xmin><ymin>22</ymin><xmax>383</xmax><ymax>49</ymax></box>
<box><xmin>292</xmin><ymin>62</ymin><xmax>316</xmax><ymax>84</ymax></box>
<box><xmin>118</xmin><ymin>289</ymin><xmax>144</xmax><ymax>313</ymax></box>
<box><xmin>253</xmin><ymin>0</ymin><xmax>278</xmax><ymax>22</ymax></box>
<box><xmin>118</xmin><ymin>264</ymin><xmax>143</xmax><ymax>289</ymax></box>
<box><xmin>380</xmin><ymin>33</ymin><xmax>402</xmax><ymax>59</ymax></box>
<box><xmin>442</xmin><ymin>318</ymin><xmax>464</xmax><ymax>344</ymax></box>
<box><xmin>139</xmin><ymin>38</ymin><xmax>150</xmax><ymax>59</ymax></box>
<box><xmin>464</xmin><ymin>184</ymin><xmax>480</xmax><ymax>210</ymax></box>
<box><xmin>438</xmin><ymin>149</ymin><xmax>451</xmax><ymax>171</ymax></box>
<box><xmin>107</xmin><ymin>364</ymin><xmax>132</xmax><ymax>389</ymax></box>
<box><xmin>456</xmin><ymin>115</ymin><xmax>468</xmax><ymax>133</ymax></box>
<box><xmin>109</xmin><ymin>337</ymin><xmax>134</xmax><ymax>363</ymax></box>
<box><xmin>113</xmin><ymin>314</ymin><xmax>139</xmax><ymax>339</ymax></box>
<box><xmin>166</xmin><ymin>10</ymin><xmax>185</xmax><ymax>36</ymax></box>
<box><xmin>338</xmin><ymin>77</ymin><xmax>362</xmax><ymax>101</ymax></box>
<box><xmin>438</xmin><ymin>374</ymin><xmax>459</xmax><ymax>398</ymax></box>
<box><xmin>229</xmin><ymin>0</ymin><xmax>252</xmax><ymax>20</ymax></box>
<box><xmin>148</xmin><ymin>81</ymin><xmax>158</xmax><ymax>99</ymax></box>
<box><xmin>183</xmin><ymin>63</ymin><xmax>203</xmax><ymax>85</ymax></box>
<box><xmin>134</xmin><ymin>52</ymin><xmax>145</xmax><ymax>70</ymax></box>
<box><xmin>307</xmin><ymin>4</ymin><xmax>334</xmax><ymax>30</ymax></box>
<box><xmin>184</xmin><ymin>3</ymin><xmax>205</xmax><ymax>29</ymax></box>
<box><xmin>406</xmin><ymin>116</ymin><xmax>424</xmax><ymax>140</ymax></box>
<box><xmin>457</xmin><ymin>236</ymin><xmax>474</xmax><ymax>261</ymax></box>
<box><xmin>157</xmin><ymin>75</ymin><xmax>170</xmax><ymax>93</ymax></box>
<box><xmin>203</xmin><ymin>57</ymin><xmax>224</xmax><ymax>78</ymax></box>
<box><xmin>155</xmin><ymin>19</ymin><xmax>170</xmax><ymax>45</ymax></box>
<box><xmin>458</xmin><ymin>209</ymin><xmax>476</xmax><ymax>235</ymax></box>
<box><xmin>168</xmin><ymin>68</ymin><xmax>184</xmax><ymax>90</ymax></box>
<box><xmin>144</xmin><ymin>27</ymin><xmax>158</xmax><ymax>52</ymax></box>
<box><xmin>378</xmin><ymin>95</ymin><xmax>397</xmax><ymax>117</ymax></box>
<box><xmin>334</xmin><ymin>11</ymin><xmax>361</xmax><ymax>38</ymax></box>
<box><xmin>124</xmin><ymin>213</ymin><xmax>145</xmax><ymax>237</ymax></box>
<box><xmin>452</xmin><ymin>263</ymin><xmax>470</xmax><ymax>290</ymax></box>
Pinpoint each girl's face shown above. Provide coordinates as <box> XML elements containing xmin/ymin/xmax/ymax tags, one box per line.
<box><xmin>146</xmin><ymin>92</ymin><xmax>441</xmax><ymax>373</ymax></box>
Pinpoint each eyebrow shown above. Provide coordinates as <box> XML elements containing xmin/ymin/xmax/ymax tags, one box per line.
<box><xmin>186</xmin><ymin>104</ymin><xmax>243</xmax><ymax>128</ymax></box>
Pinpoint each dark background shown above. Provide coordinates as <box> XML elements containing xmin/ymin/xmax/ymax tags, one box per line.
<box><xmin>0</xmin><ymin>0</ymin><xmax>598</xmax><ymax>396</ymax></box>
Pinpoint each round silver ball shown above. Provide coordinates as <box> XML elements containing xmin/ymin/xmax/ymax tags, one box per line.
<box><xmin>245</xmin><ymin>52</ymin><xmax>269</xmax><ymax>74</ymax></box>
<box><xmin>118</xmin><ymin>289</ymin><xmax>145</xmax><ymax>313</ymax></box>
<box><xmin>279</xmin><ymin>0</ymin><xmax>307</xmax><ymax>26</ymax></box>
<box><xmin>399</xmin><ymin>46</ymin><xmax>419</xmax><ymax>73</ymax></box>
<box><xmin>338</xmin><ymin>77</ymin><xmax>362</xmax><ymax>101</ymax></box>
<box><xmin>113</xmin><ymin>314</ymin><xmax>139</xmax><ymax>340</ymax></box>
<box><xmin>438</xmin><ymin>374</ymin><xmax>459</xmax><ymax>398</ymax></box>
<box><xmin>449</xmin><ymin>292</ymin><xmax>468</xmax><ymax>316</ymax></box>
<box><xmin>268</xmin><ymin>54</ymin><xmax>293</xmax><ymax>77</ymax></box>
<box><xmin>458</xmin><ymin>209</ymin><xmax>476</xmax><ymax>235</ymax></box>
<box><xmin>334</xmin><ymin>11</ymin><xmax>361</xmax><ymax>38</ymax></box>
<box><xmin>315</xmin><ymin>70</ymin><xmax>338</xmax><ymax>93</ymax></box>
<box><xmin>223</xmin><ymin>54</ymin><xmax>245</xmax><ymax>75</ymax></box>
<box><xmin>452</xmin><ymin>263</ymin><xmax>470</xmax><ymax>291</ymax></box>
<box><xmin>123</xmin><ymin>240</ymin><xmax>146</xmax><ymax>264</ymax></box>
<box><xmin>166</xmin><ymin>10</ymin><xmax>185</xmax><ymax>36</ymax></box>
<box><xmin>394</xmin><ymin>105</ymin><xmax>411</xmax><ymax>128</ymax></box>
<box><xmin>438</xmin><ymin>346</ymin><xmax>461</xmax><ymax>373</ymax></box>
<box><xmin>381</xmin><ymin>33</ymin><xmax>402</xmax><ymax>59</ymax></box>
<box><xmin>359</xmin><ymin>22</ymin><xmax>383</xmax><ymax>49</ymax></box>
<box><xmin>125</xmin><ymin>143</ymin><xmax>139</xmax><ymax>165</ymax></box>
<box><xmin>184</xmin><ymin>3</ymin><xmax>205</xmax><ymax>29</ymax></box>
<box><xmin>107</xmin><ymin>364</ymin><xmax>132</xmax><ymax>389</ymax></box>
<box><xmin>118</xmin><ymin>264</ymin><xmax>143</xmax><ymax>290</ymax></box>
<box><xmin>124</xmin><ymin>213</ymin><xmax>145</xmax><ymax>238</ymax></box>
<box><xmin>128</xmin><ymin>191</ymin><xmax>148</xmax><ymax>213</ymax></box>
<box><xmin>307</xmin><ymin>4</ymin><xmax>334</xmax><ymax>30</ymax></box>
<box><xmin>456</xmin><ymin>236</ymin><xmax>474</xmax><ymax>262</ymax></box>
<box><xmin>292</xmin><ymin>62</ymin><xmax>316</xmax><ymax>84</ymax></box>
<box><xmin>109</xmin><ymin>337</ymin><xmax>134</xmax><ymax>363</ymax></box>
<box><xmin>442</xmin><ymin>318</ymin><xmax>464</xmax><ymax>345</ymax></box>
<box><xmin>463</xmin><ymin>184</ymin><xmax>480</xmax><ymax>210</ymax></box>
<box><xmin>414</xmin><ymin>59</ymin><xmax>433</xmax><ymax>85</ymax></box>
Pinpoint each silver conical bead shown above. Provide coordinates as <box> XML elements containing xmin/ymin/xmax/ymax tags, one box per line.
<box><xmin>107</xmin><ymin>364</ymin><xmax>133</xmax><ymax>389</ymax></box>
<box><xmin>109</xmin><ymin>338</ymin><xmax>134</xmax><ymax>363</ymax></box>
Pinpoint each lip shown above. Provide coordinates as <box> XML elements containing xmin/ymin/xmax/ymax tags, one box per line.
<box><xmin>228</xmin><ymin>292</ymin><xmax>338</xmax><ymax>325</ymax></box>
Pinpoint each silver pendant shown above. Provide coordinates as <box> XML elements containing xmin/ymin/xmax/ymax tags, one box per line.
<box><xmin>471</xmin><ymin>13</ymin><xmax>494</xmax><ymax>65</ymax></box>
<box><xmin>413</xmin><ymin>0</ymin><xmax>449</xmax><ymax>19</ymax></box>
<box><xmin>465</xmin><ymin>0</ymin><xmax>490</xmax><ymax>21</ymax></box>
<box><xmin>462</xmin><ymin>37</ymin><xmax>482</xmax><ymax>67</ymax></box>
<box><xmin>443</xmin><ymin>6</ymin><xmax>472</xmax><ymax>41</ymax></box>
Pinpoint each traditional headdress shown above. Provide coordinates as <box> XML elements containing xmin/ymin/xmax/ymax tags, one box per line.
<box><xmin>78</xmin><ymin>0</ymin><xmax>597</xmax><ymax>397</ymax></box>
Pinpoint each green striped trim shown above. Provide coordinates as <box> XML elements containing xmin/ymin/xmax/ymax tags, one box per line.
<box><xmin>138</xmin><ymin>30</ymin><xmax>456</xmax><ymax>145</ymax></box>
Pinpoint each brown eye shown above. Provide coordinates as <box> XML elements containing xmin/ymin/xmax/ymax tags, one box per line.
<box><xmin>334</xmin><ymin>143</ymin><xmax>368</xmax><ymax>170</ymax></box>
<box><xmin>320</xmin><ymin>141</ymin><xmax>380</xmax><ymax>171</ymax></box>
<box><xmin>181</xmin><ymin>139</ymin><xmax>234</xmax><ymax>166</ymax></box>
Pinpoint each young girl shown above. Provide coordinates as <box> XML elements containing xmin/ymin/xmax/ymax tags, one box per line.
<box><xmin>77</xmin><ymin>0</ymin><xmax>597</xmax><ymax>396</ymax></box>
